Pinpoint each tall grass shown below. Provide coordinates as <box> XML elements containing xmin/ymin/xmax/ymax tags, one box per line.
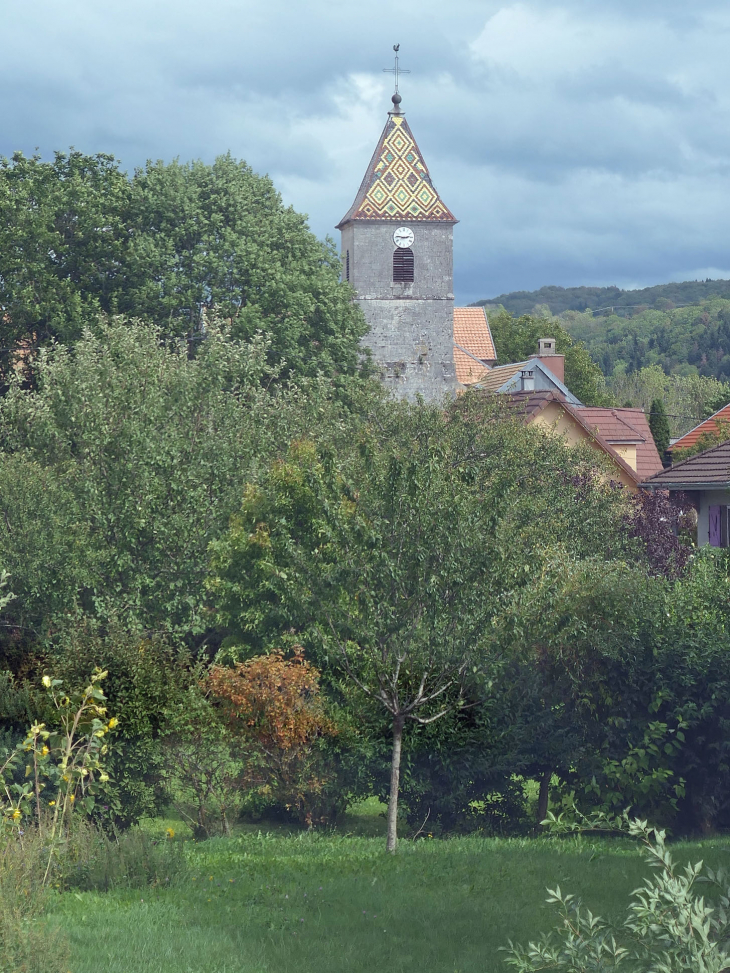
<box><xmin>58</xmin><ymin>820</ymin><xmax>186</xmax><ymax>892</ymax></box>
<box><xmin>0</xmin><ymin>830</ymin><xmax>68</xmax><ymax>973</ymax></box>
<box><xmin>0</xmin><ymin>821</ymin><xmax>187</xmax><ymax>973</ymax></box>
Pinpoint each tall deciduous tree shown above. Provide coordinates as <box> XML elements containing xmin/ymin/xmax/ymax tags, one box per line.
<box><xmin>207</xmin><ymin>420</ymin><xmax>498</xmax><ymax>851</ymax></box>
<box><xmin>0</xmin><ymin>316</ymin><xmax>374</xmax><ymax>641</ymax></box>
<box><xmin>207</xmin><ymin>397</ymin><xmax>632</xmax><ymax>850</ymax></box>
<box><xmin>0</xmin><ymin>151</ymin><xmax>368</xmax><ymax>382</ymax></box>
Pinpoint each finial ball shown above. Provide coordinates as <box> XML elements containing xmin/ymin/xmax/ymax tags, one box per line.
<box><xmin>392</xmin><ymin>92</ymin><xmax>402</xmax><ymax>106</ymax></box>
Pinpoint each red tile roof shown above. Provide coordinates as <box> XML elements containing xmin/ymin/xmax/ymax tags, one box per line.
<box><xmin>576</xmin><ymin>407</ymin><xmax>663</xmax><ymax>480</ymax></box>
<box><xmin>486</xmin><ymin>391</ymin><xmax>641</xmax><ymax>486</ymax></box>
<box><xmin>668</xmin><ymin>402</ymin><xmax>730</xmax><ymax>453</ymax></box>
<box><xmin>453</xmin><ymin>308</ymin><xmax>496</xmax><ymax>385</ymax></box>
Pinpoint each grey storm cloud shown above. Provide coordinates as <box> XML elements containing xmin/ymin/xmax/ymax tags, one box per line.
<box><xmin>2</xmin><ymin>0</ymin><xmax>730</xmax><ymax>303</ymax></box>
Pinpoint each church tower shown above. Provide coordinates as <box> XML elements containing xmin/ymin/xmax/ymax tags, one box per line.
<box><xmin>337</xmin><ymin>68</ymin><xmax>458</xmax><ymax>401</ymax></box>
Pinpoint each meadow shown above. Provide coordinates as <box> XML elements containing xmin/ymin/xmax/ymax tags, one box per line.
<box><xmin>49</xmin><ymin>803</ymin><xmax>730</xmax><ymax>973</ymax></box>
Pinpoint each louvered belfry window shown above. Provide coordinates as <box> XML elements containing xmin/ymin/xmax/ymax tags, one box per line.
<box><xmin>393</xmin><ymin>248</ymin><xmax>414</xmax><ymax>282</ymax></box>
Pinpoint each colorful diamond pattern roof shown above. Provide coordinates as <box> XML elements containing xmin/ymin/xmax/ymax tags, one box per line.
<box><xmin>337</xmin><ymin>115</ymin><xmax>456</xmax><ymax>226</ymax></box>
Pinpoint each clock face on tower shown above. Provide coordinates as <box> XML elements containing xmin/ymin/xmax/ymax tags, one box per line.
<box><xmin>393</xmin><ymin>226</ymin><xmax>415</xmax><ymax>249</ymax></box>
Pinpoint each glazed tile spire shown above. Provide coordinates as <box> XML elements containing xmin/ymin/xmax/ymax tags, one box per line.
<box><xmin>337</xmin><ymin>107</ymin><xmax>457</xmax><ymax>226</ymax></box>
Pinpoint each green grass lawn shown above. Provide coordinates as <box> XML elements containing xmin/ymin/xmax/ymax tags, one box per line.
<box><xmin>51</xmin><ymin>808</ymin><xmax>730</xmax><ymax>973</ymax></box>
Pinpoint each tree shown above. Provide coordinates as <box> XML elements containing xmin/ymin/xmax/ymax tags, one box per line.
<box><xmin>648</xmin><ymin>398</ymin><xmax>670</xmax><ymax>457</ymax></box>
<box><xmin>608</xmin><ymin>365</ymin><xmax>730</xmax><ymax>438</ymax></box>
<box><xmin>123</xmin><ymin>156</ymin><xmax>369</xmax><ymax>381</ymax></box>
<box><xmin>207</xmin><ymin>650</ymin><xmax>343</xmax><ymax>826</ymax></box>
<box><xmin>0</xmin><ymin>150</ymin><xmax>368</xmax><ymax>383</ymax></box>
<box><xmin>487</xmin><ymin>311</ymin><xmax>613</xmax><ymax>406</ymax></box>
<box><xmin>0</xmin><ymin>151</ymin><xmax>129</xmax><ymax>362</ymax></box>
<box><xmin>207</xmin><ymin>396</ymin><xmax>634</xmax><ymax>849</ymax></box>
<box><xmin>207</xmin><ymin>418</ymin><xmax>498</xmax><ymax>851</ymax></box>
<box><xmin>0</xmin><ymin>316</ymin><xmax>375</xmax><ymax>642</ymax></box>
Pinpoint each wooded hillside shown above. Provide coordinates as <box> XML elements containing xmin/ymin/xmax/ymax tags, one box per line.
<box><xmin>475</xmin><ymin>279</ymin><xmax>730</xmax><ymax>318</ymax></box>
<box><xmin>476</xmin><ymin>281</ymin><xmax>730</xmax><ymax>381</ymax></box>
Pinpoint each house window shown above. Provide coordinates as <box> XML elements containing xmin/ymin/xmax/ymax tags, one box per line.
<box><xmin>709</xmin><ymin>505</ymin><xmax>730</xmax><ymax>546</ymax></box>
<box><xmin>393</xmin><ymin>248</ymin><xmax>414</xmax><ymax>283</ymax></box>
<box><xmin>346</xmin><ymin>250</ymin><xmax>350</xmax><ymax>281</ymax></box>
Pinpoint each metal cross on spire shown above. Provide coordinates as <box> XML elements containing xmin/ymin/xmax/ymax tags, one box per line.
<box><xmin>383</xmin><ymin>43</ymin><xmax>410</xmax><ymax>97</ymax></box>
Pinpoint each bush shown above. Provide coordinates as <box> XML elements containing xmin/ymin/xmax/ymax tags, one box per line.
<box><xmin>206</xmin><ymin>650</ymin><xmax>347</xmax><ymax>827</ymax></box>
<box><xmin>505</xmin><ymin>812</ymin><xmax>730</xmax><ymax>972</ymax></box>
<box><xmin>46</xmin><ymin>627</ymin><xmax>208</xmax><ymax>828</ymax></box>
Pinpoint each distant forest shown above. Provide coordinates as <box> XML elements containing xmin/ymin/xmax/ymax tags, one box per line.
<box><xmin>474</xmin><ymin>280</ymin><xmax>730</xmax><ymax>380</ymax></box>
<box><xmin>474</xmin><ymin>279</ymin><xmax>730</xmax><ymax>318</ymax></box>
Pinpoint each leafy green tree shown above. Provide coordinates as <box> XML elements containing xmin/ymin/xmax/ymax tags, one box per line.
<box><xmin>610</xmin><ymin>365</ymin><xmax>728</xmax><ymax>438</ymax></box>
<box><xmin>208</xmin><ymin>429</ymin><xmax>493</xmax><ymax>852</ymax></box>
<box><xmin>0</xmin><ymin>151</ymin><xmax>129</xmax><ymax>359</ymax></box>
<box><xmin>123</xmin><ymin>155</ymin><xmax>368</xmax><ymax>380</ymax></box>
<box><xmin>648</xmin><ymin>398</ymin><xmax>670</xmax><ymax>456</ymax></box>
<box><xmin>0</xmin><ymin>150</ymin><xmax>368</xmax><ymax>382</ymax></box>
<box><xmin>207</xmin><ymin>395</ymin><xmax>634</xmax><ymax>848</ymax></box>
<box><xmin>702</xmin><ymin>384</ymin><xmax>730</xmax><ymax>419</ymax></box>
<box><xmin>0</xmin><ymin>317</ymin><xmax>374</xmax><ymax>642</ymax></box>
<box><xmin>487</xmin><ymin>310</ymin><xmax>613</xmax><ymax>406</ymax></box>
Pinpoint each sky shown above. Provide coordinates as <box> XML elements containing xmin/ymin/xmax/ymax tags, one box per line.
<box><xmin>3</xmin><ymin>0</ymin><xmax>730</xmax><ymax>305</ymax></box>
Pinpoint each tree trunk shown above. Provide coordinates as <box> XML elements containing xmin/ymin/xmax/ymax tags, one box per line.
<box><xmin>386</xmin><ymin>714</ymin><xmax>405</xmax><ymax>853</ymax></box>
<box><xmin>537</xmin><ymin>770</ymin><xmax>551</xmax><ymax>826</ymax></box>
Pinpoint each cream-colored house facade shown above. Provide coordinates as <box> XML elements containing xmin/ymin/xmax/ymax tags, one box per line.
<box><xmin>502</xmin><ymin>391</ymin><xmax>663</xmax><ymax>491</ymax></box>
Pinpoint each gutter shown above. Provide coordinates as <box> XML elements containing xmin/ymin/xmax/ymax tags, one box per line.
<box><xmin>639</xmin><ymin>482</ymin><xmax>730</xmax><ymax>491</ymax></box>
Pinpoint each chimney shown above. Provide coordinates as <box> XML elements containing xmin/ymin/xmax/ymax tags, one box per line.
<box><xmin>532</xmin><ymin>337</ymin><xmax>565</xmax><ymax>384</ymax></box>
<box><xmin>520</xmin><ymin>369</ymin><xmax>535</xmax><ymax>391</ymax></box>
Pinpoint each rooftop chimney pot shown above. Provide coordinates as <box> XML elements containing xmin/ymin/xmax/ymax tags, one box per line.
<box><xmin>520</xmin><ymin>369</ymin><xmax>535</xmax><ymax>392</ymax></box>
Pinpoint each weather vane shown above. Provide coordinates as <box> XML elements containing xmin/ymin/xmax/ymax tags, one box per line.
<box><xmin>383</xmin><ymin>43</ymin><xmax>410</xmax><ymax>96</ymax></box>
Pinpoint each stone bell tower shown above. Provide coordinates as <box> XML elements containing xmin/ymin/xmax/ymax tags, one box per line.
<box><xmin>336</xmin><ymin>63</ymin><xmax>458</xmax><ymax>401</ymax></box>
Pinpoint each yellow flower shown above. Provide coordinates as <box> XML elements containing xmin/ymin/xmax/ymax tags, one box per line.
<box><xmin>99</xmin><ymin>772</ymin><xmax>109</xmax><ymax>783</ymax></box>
<box><xmin>49</xmin><ymin>801</ymin><xmax>56</xmax><ymax>806</ymax></box>
<box><xmin>165</xmin><ymin>828</ymin><xmax>175</xmax><ymax>839</ymax></box>
<box><xmin>107</xmin><ymin>717</ymin><xmax>119</xmax><ymax>729</ymax></box>
<box><xmin>68</xmin><ymin>794</ymin><xmax>75</xmax><ymax>803</ymax></box>
<box><xmin>41</xmin><ymin>745</ymin><xmax>49</xmax><ymax>756</ymax></box>
<box><xmin>11</xmin><ymin>809</ymin><xmax>21</xmax><ymax>820</ymax></box>
<box><xmin>42</xmin><ymin>675</ymin><xmax>52</xmax><ymax>688</ymax></box>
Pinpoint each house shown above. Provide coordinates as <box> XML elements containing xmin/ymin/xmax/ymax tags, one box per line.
<box><xmin>470</xmin><ymin>339</ymin><xmax>581</xmax><ymax>404</ymax></box>
<box><xmin>499</xmin><ymin>391</ymin><xmax>663</xmax><ymax>490</ymax></box>
<box><xmin>640</xmin><ymin>440</ymin><xmax>730</xmax><ymax>546</ymax></box>
<box><xmin>575</xmin><ymin>407</ymin><xmax>663</xmax><ymax>483</ymax></box>
<box><xmin>453</xmin><ymin>307</ymin><xmax>497</xmax><ymax>385</ymax></box>
<box><xmin>667</xmin><ymin>402</ymin><xmax>730</xmax><ymax>456</ymax></box>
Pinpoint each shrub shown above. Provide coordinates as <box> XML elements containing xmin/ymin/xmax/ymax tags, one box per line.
<box><xmin>161</xmin><ymin>730</ymin><xmax>244</xmax><ymax>839</ymax></box>
<box><xmin>505</xmin><ymin>812</ymin><xmax>730</xmax><ymax>972</ymax></box>
<box><xmin>47</xmin><ymin>627</ymin><xmax>208</xmax><ymax>827</ymax></box>
<box><xmin>207</xmin><ymin>650</ymin><xmax>345</xmax><ymax>826</ymax></box>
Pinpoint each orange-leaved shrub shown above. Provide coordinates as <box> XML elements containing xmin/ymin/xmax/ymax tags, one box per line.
<box><xmin>206</xmin><ymin>650</ymin><xmax>341</xmax><ymax>826</ymax></box>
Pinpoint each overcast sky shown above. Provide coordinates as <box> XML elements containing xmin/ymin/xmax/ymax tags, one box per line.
<box><xmin>3</xmin><ymin>0</ymin><xmax>730</xmax><ymax>304</ymax></box>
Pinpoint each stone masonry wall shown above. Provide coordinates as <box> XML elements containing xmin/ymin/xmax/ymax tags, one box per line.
<box><xmin>341</xmin><ymin>221</ymin><xmax>457</xmax><ymax>402</ymax></box>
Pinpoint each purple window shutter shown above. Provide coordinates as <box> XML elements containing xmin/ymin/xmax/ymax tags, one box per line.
<box><xmin>709</xmin><ymin>505</ymin><xmax>721</xmax><ymax>546</ymax></box>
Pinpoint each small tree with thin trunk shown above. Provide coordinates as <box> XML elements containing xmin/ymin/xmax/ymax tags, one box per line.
<box><xmin>207</xmin><ymin>407</ymin><xmax>497</xmax><ymax>851</ymax></box>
